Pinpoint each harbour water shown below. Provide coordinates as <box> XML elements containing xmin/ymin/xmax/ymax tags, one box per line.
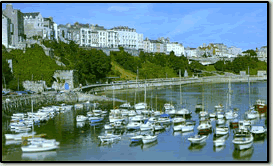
<box><xmin>2</xmin><ymin>81</ymin><xmax>267</xmax><ymax>161</ymax></box>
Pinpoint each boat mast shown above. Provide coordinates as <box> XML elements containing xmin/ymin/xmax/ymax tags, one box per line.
<box><xmin>144</xmin><ymin>79</ymin><xmax>146</xmax><ymax>104</ymax></box>
<box><xmin>248</xmin><ymin>66</ymin><xmax>250</xmax><ymax>108</ymax></box>
<box><xmin>31</xmin><ymin>97</ymin><xmax>34</xmax><ymax>138</ymax></box>
<box><xmin>113</xmin><ymin>82</ymin><xmax>115</xmax><ymax>109</ymax></box>
<box><xmin>229</xmin><ymin>77</ymin><xmax>231</xmax><ymax>110</ymax></box>
<box><xmin>179</xmin><ymin>69</ymin><xmax>182</xmax><ymax>106</ymax></box>
<box><xmin>134</xmin><ymin>67</ymin><xmax>138</xmax><ymax>105</ymax></box>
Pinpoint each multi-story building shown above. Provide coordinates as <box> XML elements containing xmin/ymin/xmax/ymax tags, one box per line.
<box><xmin>227</xmin><ymin>46</ymin><xmax>242</xmax><ymax>56</ymax></box>
<box><xmin>184</xmin><ymin>47</ymin><xmax>197</xmax><ymax>57</ymax></box>
<box><xmin>137</xmin><ymin>33</ymin><xmax>144</xmax><ymax>50</ymax></box>
<box><xmin>111</xmin><ymin>26</ymin><xmax>138</xmax><ymax>49</ymax></box>
<box><xmin>2</xmin><ymin>14</ymin><xmax>12</xmax><ymax>48</ymax></box>
<box><xmin>2</xmin><ymin>4</ymin><xmax>25</xmax><ymax>47</ymax></box>
<box><xmin>23</xmin><ymin>12</ymin><xmax>44</xmax><ymax>39</ymax></box>
<box><xmin>143</xmin><ymin>37</ymin><xmax>153</xmax><ymax>53</ymax></box>
<box><xmin>107</xmin><ymin>29</ymin><xmax>119</xmax><ymax>48</ymax></box>
<box><xmin>43</xmin><ymin>17</ymin><xmax>54</xmax><ymax>40</ymax></box>
<box><xmin>53</xmin><ymin>22</ymin><xmax>58</xmax><ymax>41</ymax></box>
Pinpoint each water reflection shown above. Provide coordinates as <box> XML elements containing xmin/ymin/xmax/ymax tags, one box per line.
<box><xmin>129</xmin><ymin>141</ymin><xmax>142</xmax><ymax>148</ymax></box>
<box><xmin>181</xmin><ymin>131</ymin><xmax>194</xmax><ymax>136</ymax></box>
<box><xmin>21</xmin><ymin>151</ymin><xmax>57</xmax><ymax>161</ymax></box>
<box><xmin>76</xmin><ymin>121</ymin><xmax>86</xmax><ymax>128</ymax></box>
<box><xmin>213</xmin><ymin>145</ymin><xmax>226</xmax><ymax>152</ymax></box>
<box><xmin>188</xmin><ymin>142</ymin><xmax>206</xmax><ymax>152</ymax></box>
<box><xmin>232</xmin><ymin>147</ymin><xmax>254</xmax><ymax>160</ymax></box>
<box><xmin>141</xmin><ymin>141</ymin><xmax>158</xmax><ymax>150</ymax></box>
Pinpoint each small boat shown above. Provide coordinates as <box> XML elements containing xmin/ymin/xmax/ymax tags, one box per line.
<box><xmin>98</xmin><ymin>134</ymin><xmax>121</xmax><ymax>143</ymax></box>
<box><xmin>216</xmin><ymin>118</ymin><xmax>225</xmax><ymax>125</ymax></box>
<box><xmin>89</xmin><ymin>116</ymin><xmax>104</xmax><ymax>123</ymax></box>
<box><xmin>140</xmin><ymin>121</ymin><xmax>154</xmax><ymax>131</ymax></box>
<box><xmin>188</xmin><ymin>135</ymin><xmax>207</xmax><ymax>144</ymax></box>
<box><xmin>225</xmin><ymin>110</ymin><xmax>238</xmax><ymax>120</ymax></box>
<box><xmin>104</xmin><ymin>123</ymin><xmax>115</xmax><ymax>130</ymax></box>
<box><xmin>142</xmin><ymin>135</ymin><xmax>157</xmax><ymax>144</ymax></box>
<box><xmin>199</xmin><ymin>111</ymin><xmax>208</xmax><ymax>117</ymax></box>
<box><xmin>126</xmin><ymin>122</ymin><xmax>142</xmax><ymax>130</ymax></box>
<box><xmin>185</xmin><ymin>119</ymin><xmax>196</xmax><ymax>125</ymax></box>
<box><xmin>128</xmin><ymin>110</ymin><xmax>137</xmax><ymax>117</ymax></box>
<box><xmin>153</xmin><ymin>122</ymin><xmax>164</xmax><ymax>131</ymax></box>
<box><xmin>250</xmin><ymin>126</ymin><xmax>267</xmax><ymax>135</ymax></box>
<box><xmin>232</xmin><ymin>123</ymin><xmax>253</xmax><ymax>150</ymax></box>
<box><xmin>134</xmin><ymin>102</ymin><xmax>147</xmax><ymax>110</ymax></box>
<box><xmin>130</xmin><ymin>135</ymin><xmax>144</xmax><ymax>143</ymax></box>
<box><xmin>21</xmin><ymin>143</ymin><xmax>59</xmax><ymax>152</ymax></box>
<box><xmin>119</xmin><ymin>102</ymin><xmax>131</xmax><ymax>109</ymax></box>
<box><xmin>254</xmin><ymin>99</ymin><xmax>267</xmax><ymax>114</ymax></box>
<box><xmin>113</xmin><ymin>121</ymin><xmax>125</xmax><ymax>130</ymax></box>
<box><xmin>76</xmin><ymin>115</ymin><xmax>88</xmax><ymax>122</ymax></box>
<box><xmin>209</xmin><ymin>112</ymin><xmax>216</xmax><ymax>118</ymax></box>
<box><xmin>181</xmin><ymin>125</ymin><xmax>194</xmax><ymax>132</ymax></box>
<box><xmin>86</xmin><ymin>111</ymin><xmax>93</xmax><ymax>117</ymax></box>
<box><xmin>5</xmin><ymin>132</ymin><xmax>36</xmax><ymax>140</ymax></box>
<box><xmin>197</xmin><ymin>120</ymin><xmax>212</xmax><ymax>133</ymax></box>
<box><xmin>158</xmin><ymin>114</ymin><xmax>172</xmax><ymax>124</ymax></box>
<box><xmin>176</xmin><ymin>108</ymin><xmax>192</xmax><ymax>118</ymax></box>
<box><xmin>215</xmin><ymin>126</ymin><xmax>229</xmax><ymax>136</ymax></box>
<box><xmin>245</xmin><ymin>107</ymin><xmax>259</xmax><ymax>120</ymax></box>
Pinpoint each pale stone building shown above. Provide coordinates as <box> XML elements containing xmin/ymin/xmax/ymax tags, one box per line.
<box><xmin>52</xmin><ymin>70</ymin><xmax>79</xmax><ymax>90</ymax></box>
<box><xmin>2</xmin><ymin>14</ymin><xmax>12</xmax><ymax>48</ymax></box>
<box><xmin>2</xmin><ymin>4</ymin><xmax>25</xmax><ymax>48</ymax></box>
<box><xmin>23</xmin><ymin>12</ymin><xmax>44</xmax><ymax>39</ymax></box>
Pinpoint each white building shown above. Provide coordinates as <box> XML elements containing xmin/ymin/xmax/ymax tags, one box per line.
<box><xmin>228</xmin><ymin>46</ymin><xmax>242</xmax><ymax>56</ymax></box>
<box><xmin>53</xmin><ymin>23</ymin><xmax>58</xmax><ymax>41</ymax></box>
<box><xmin>2</xmin><ymin>14</ymin><xmax>12</xmax><ymax>48</ymax></box>
<box><xmin>184</xmin><ymin>47</ymin><xmax>197</xmax><ymax>57</ymax></box>
<box><xmin>137</xmin><ymin>33</ymin><xmax>144</xmax><ymax>50</ymax></box>
<box><xmin>165</xmin><ymin>42</ymin><xmax>184</xmax><ymax>56</ymax></box>
<box><xmin>111</xmin><ymin>26</ymin><xmax>138</xmax><ymax>49</ymax></box>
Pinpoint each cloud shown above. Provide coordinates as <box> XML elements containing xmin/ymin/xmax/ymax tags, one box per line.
<box><xmin>107</xmin><ymin>6</ymin><xmax>130</xmax><ymax>12</ymax></box>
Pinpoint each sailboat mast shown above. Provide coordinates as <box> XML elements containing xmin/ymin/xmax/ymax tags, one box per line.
<box><xmin>144</xmin><ymin>80</ymin><xmax>146</xmax><ymax>104</ymax></box>
<box><xmin>113</xmin><ymin>83</ymin><xmax>115</xmax><ymax>109</ymax></box>
<box><xmin>229</xmin><ymin>77</ymin><xmax>231</xmax><ymax>109</ymax></box>
<box><xmin>248</xmin><ymin>66</ymin><xmax>250</xmax><ymax>108</ymax></box>
<box><xmin>179</xmin><ymin>69</ymin><xmax>182</xmax><ymax>105</ymax></box>
<box><xmin>31</xmin><ymin>98</ymin><xmax>34</xmax><ymax>138</ymax></box>
<box><xmin>156</xmin><ymin>95</ymin><xmax>157</xmax><ymax>111</ymax></box>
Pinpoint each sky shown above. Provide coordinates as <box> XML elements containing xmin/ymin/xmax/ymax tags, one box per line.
<box><xmin>2</xmin><ymin>3</ymin><xmax>267</xmax><ymax>51</ymax></box>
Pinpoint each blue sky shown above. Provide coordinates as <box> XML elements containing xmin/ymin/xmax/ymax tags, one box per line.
<box><xmin>2</xmin><ymin>3</ymin><xmax>267</xmax><ymax>51</ymax></box>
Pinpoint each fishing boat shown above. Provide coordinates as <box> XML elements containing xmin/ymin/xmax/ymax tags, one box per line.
<box><xmin>142</xmin><ymin>135</ymin><xmax>157</xmax><ymax>144</ymax></box>
<box><xmin>188</xmin><ymin>135</ymin><xmax>207</xmax><ymax>144</ymax></box>
<box><xmin>76</xmin><ymin>115</ymin><xmax>88</xmax><ymax>122</ymax></box>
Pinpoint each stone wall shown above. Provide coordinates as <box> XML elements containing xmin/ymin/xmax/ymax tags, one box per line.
<box><xmin>257</xmin><ymin>70</ymin><xmax>266</xmax><ymax>77</ymax></box>
<box><xmin>23</xmin><ymin>80</ymin><xmax>46</xmax><ymax>92</ymax></box>
<box><xmin>52</xmin><ymin>70</ymin><xmax>78</xmax><ymax>90</ymax></box>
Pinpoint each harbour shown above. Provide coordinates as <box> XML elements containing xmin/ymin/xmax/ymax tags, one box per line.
<box><xmin>2</xmin><ymin>80</ymin><xmax>267</xmax><ymax>161</ymax></box>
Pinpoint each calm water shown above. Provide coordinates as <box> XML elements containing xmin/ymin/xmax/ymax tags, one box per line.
<box><xmin>2</xmin><ymin>81</ymin><xmax>268</xmax><ymax>161</ymax></box>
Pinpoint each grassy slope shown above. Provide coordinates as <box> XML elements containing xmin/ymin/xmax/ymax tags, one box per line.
<box><xmin>110</xmin><ymin>61</ymin><xmax>137</xmax><ymax>80</ymax></box>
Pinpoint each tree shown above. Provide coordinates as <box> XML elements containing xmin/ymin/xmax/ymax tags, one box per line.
<box><xmin>242</xmin><ymin>49</ymin><xmax>257</xmax><ymax>57</ymax></box>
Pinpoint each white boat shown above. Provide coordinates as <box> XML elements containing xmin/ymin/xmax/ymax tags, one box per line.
<box><xmin>134</xmin><ymin>102</ymin><xmax>147</xmax><ymax>110</ymax></box>
<box><xmin>197</xmin><ymin>120</ymin><xmax>212</xmax><ymax>133</ymax></box>
<box><xmin>119</xmin><ymin>102</ymin><xmax>131</xmax><ymax>109</ymax></box>
<box><xmin>213</xmin><ymin>138</ymin><xmax>226</xmax><ymax>147</ymax></box>
<box><xmin>153</xmin><ymin>123</ymin><xmax>164</xmax><ymax>131</ymax></box>
<box><xmin>140</xmin><ymin>122</ymin><xmax>154</xmax><ymax>131</ymax></box>
<box><xmin>195</xmin><ymin>103</ymin><xmax>202</xmax><ymax>111</ymax></box>
<box><xmin>245</xmin><ymin>108</ymin><xmax>259</xmax><ymax>120</ymax></box>
<box><xmin>21</xmin><ymin>143</ymin><xmax>59</xmax><ymax>152</ymax></box>
<box><xmin>128</xmin><ymin>110</ymin><xmax>137</xmax><ymax>117</ymax></box>
<box><xmin>173</xmin><ymin>124</ymin><xmax>184</xmax><ymax>131</ymax></box>
<box><xmin>98</xmin><ymin>134</ymin><xmax>121</xmax><ymax>143</ymax></box>
<box><xmin>232</xmin><ymin>130</ymin><xmax>253</xmax><ymax>150</ymax></box>
<box><xmin>176</xmin><ymin>108</ymin><xmax>192</xmax><ymax>117</ymax></box>
<box><xmin>250</xmin><ymin>126</ymin><xmax>267</xmax><ymax>135</ymax></box>
<box><xmin>104</xmin><ymin>123</ymin><xmax>115</xmax><ymax>130</ymax></box>
<box><xmin>216</xmin><ymin>118</ymin><xmax>225</xmax><ymax>125</ymax></box>
<box><xmin>209</xmin><ymin>113</ymin><xmax>216</xmax><ymax>118</ymax></box>
<box><xmin>172</xmin><ymin>117</ymin><xmax>185</xmax><ymax>124</ymax></box>
<box><xmin>216</xmin><ymin>112</ymin><xmax>225</xmax><ymax>119</ymax></box>
<box><xmin>225</xmin><ymin>110</ymin><xmax>238</xmax><ymax>120</ymax></box>
<box><xmin>5</xmin><ymin>132</ymin><xmax>36</xmax><ymax>140</ymax></box>
<box><xmin>86</xmin><ymin>111</ymin><xmax>93</xmax><ymax>117</ymax></box>
<box><xmin>113</xmin><ymin>121</ymin><xmax>125</xmax><ymax>130</ymax></box>
<box><xmin>129</xmin><ymin>115</ymin><xmax>144</xmax><ymax>122</ymax></box>
<box><xmin>152</xmin><ymin>111</ymin><xmax>161</xmax><ymax>116</ymax></box>
<box><xmin>199</xmin><ymin>111</ymin><xmax>208</xmax><ymax>117</ymax></box>
<box><xmin>126</xmin><ymin>122</ymin><xmax>142</xmax><ymax>130</ymax></box>
<box><xmin>188</xmin><ymin>135</ymin><xmax>207</xmax><ymax>144</ymax></box>
<box><xmin>76</xmin><ymin>121</ymin><xmax>85</xmax><ymax>128</ymax></box>
<box><xmin>215</xmin><ymin>126</ymin><xmax>229</xmax><ymax>136</ymax></box>
<box><xmin>142</xmin><ymin>135</ymin><xmax>157</xmax><ymax>144</ymax></box>
<box><xmin>158</xmin><ymin>114</ymin><xmax>172</xmax><ymax>124</ymax></box>
<box><xmin>130</xmin><ymin>135</ymin><xmax>144</xmax><ymax>143</ymax></box>
<box><xmin>76</xmin><ymin>115</ymin><xmax>88</xmax><ymax>122</ymax></box>
<box><xmin>181</xmin><ymin>125</ymin><xmax>194</xmax><ymax>132</ymax></box>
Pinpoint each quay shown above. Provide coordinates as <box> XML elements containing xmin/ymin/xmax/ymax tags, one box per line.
<box><xmin>2</xmin><ymin>75</ymin><xmax>266</xmax><ymax>116</ymax></box>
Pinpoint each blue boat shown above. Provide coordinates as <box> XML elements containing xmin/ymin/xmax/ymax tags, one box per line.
<box><xmin>89</xmin><ymin>117</ymin><xmax>104</xmax><ymax>123</ymax></box>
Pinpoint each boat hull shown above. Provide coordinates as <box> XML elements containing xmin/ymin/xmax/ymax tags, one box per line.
<box><xmin>21</xmin><ymin>145</ymin><xmax>58</xmax><ymax>152</ymax></box>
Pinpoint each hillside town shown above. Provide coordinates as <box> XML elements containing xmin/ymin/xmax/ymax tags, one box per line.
<box><xmin>2</xmin><ymin>4</ymin><xmax>267</xmax><ymax>58</ymax></box>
